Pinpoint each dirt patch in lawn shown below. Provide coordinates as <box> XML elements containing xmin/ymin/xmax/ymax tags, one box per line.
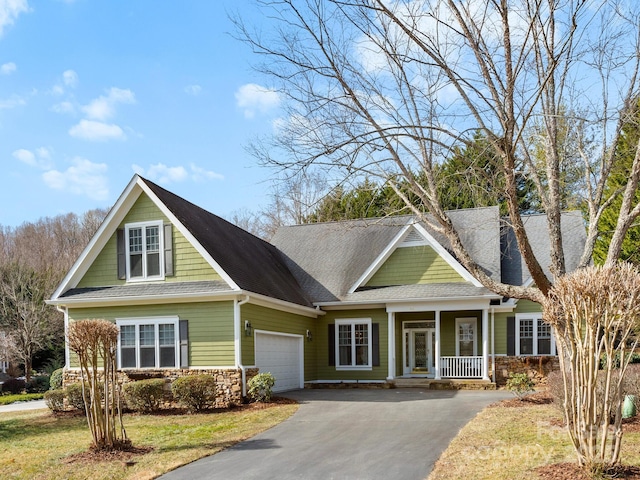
<box><xmin>63</xmin><ymin>445</ymin><xmax>154</xmax><ymax>466</ymax></box>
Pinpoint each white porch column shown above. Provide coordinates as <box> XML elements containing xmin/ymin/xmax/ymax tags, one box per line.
<box><xmin>482</xmin><ymin>308</ymin><xmax>489</xmax><ymax>380</ymax></box>
<box><xmin>387</xmin><ymin>311</ymin><xmax>395</xmax><ymax>380</ymax></box>
<box><xmin>435</xmin><ymin>310</ymin><xmax>441</xmax><ymax>380</ymax></box>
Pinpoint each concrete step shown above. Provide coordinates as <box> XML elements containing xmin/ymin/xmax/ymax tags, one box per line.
<box><xmin>392</xmin><ymin>378</ymin><xmax>496</xmax><ymax>390</ymax></box>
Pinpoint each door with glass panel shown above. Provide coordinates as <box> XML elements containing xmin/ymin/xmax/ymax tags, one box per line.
<box><xmin>403</xmin><ymin>324</ymin><xmax>435</xmax><ymax>376</ymax></box>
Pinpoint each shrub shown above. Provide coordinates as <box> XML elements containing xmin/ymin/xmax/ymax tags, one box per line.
<box><xmin>50</xmin><ymin>368</ymin><xmax>63</xmax><ymax>390</ymax></box>
<box><xmin>171</xmin><ymin>375</ymin><xmax>218</xmax><ymax>412</ymax></box>
<box><xmin>506</xmin><ymin>372</ymin><xmax>534</xmax><ymax>399</ymax></box>
<box><xmin>26</xmin><ymin>375</ymin><xmax>50</xmax><ymax>393</ymax></box>
<box><xmin>65</xmin><ymin>383</ymin><xmax>86</xmax><ymax>410</ymax></box>
<box><xmin>2</xmin><ymin>378</ymin><xmax>26</xmax><ymax>395</ymax></box>
<box><xmin>44</xmin><ymin>389</ymin><xmax>65</xmax><ymax>412</ymax></box>
<box><xmin>123</xmin><ymin>379</ymin><xmax>166</xmax><ymax>413</ymax></box>
<box><xmin>248</xmin><ymin>372</ymin><xmax>276</xmax><ymax>403</ymax></box>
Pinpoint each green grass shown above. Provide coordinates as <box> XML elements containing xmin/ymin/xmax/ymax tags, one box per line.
<box><xmin>0</xmin><ymin>403</ymin><xmax>298</xmax><ymax>480</ymax></box>
<box><xmin>0</xmin><ymin>393</ymin><xmax>44</xmax><ymax>405</ymax></box>
<box><xmin>428</xmin><ymin>400</ymin><xmax>640</xmax><ymax>480</ymax></box>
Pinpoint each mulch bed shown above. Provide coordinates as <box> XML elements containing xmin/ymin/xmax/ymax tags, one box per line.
<box><xmin>536</xmin><ymin>463</ymin><xmax>640</xmax><ymax>480</ymax></box>
<box><xmin>63</xmin><ymin>445</ymin><xmax>154</xmax><ymax>465</ymax></box>
<box><xmin>489</xmin><ymin>390</ymin><xmax>554</xmax><ymax>408</ymax></box>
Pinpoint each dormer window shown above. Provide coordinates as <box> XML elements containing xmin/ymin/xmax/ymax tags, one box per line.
<box><xmin>118</xmin><ymin>221</ymin><xmax>173</xmax><ymax>281</ymax></box>
<box><xmin>126</xmin><ymin>221</ymin><xmax>163</xmax><ymax>280</ymax></box>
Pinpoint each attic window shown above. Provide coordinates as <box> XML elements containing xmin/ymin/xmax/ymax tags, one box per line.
<box><xmin>126</xmin><ymin>221</ymin><xmax>164</xmax><ymax>281</ymax></box>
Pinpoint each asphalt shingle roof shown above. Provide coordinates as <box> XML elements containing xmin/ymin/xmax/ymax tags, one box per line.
<box><xmin>143</xmin><ymin>178</ymin><xmax>313</xmax><ymax>307</ymax></box>
<box><xmin>60</xmin><ymin>280</ymin><xmax>231</xmax><ymax>301</ymax></box>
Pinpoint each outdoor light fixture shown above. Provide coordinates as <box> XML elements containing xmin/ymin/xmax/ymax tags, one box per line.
<box><xmin>244</xmin><ymin>320</ymin><xmax>252</xmax><ymax>337</ymax></box>
<box><xmin>306</xmin><ymin>329</ymin><xmax>312</xmax><ymax>342</ymax></box>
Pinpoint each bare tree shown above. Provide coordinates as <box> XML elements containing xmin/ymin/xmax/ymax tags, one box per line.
<box><xmin>234</xmin><ymin>0</ymin><xmax>640</xmax><ymax>471</ymax></box>
<box><xmin>0</xmin><ymin>263</ymin><xmax>59</xmax><ymax>381</ymax></box>
<box><xmin>545</xmin><ymin>264</ymin><xmax>640</xmax><ymax>472</ymax></box>
<box><xmin>235</xmin><ymin>0</ymin><xmax>640</xmax><ymax>302</ymax></box>
<box><xmin>67</xmin><ymin>319</ymin><xmax>129</xmax><ymax>451</ymax></box>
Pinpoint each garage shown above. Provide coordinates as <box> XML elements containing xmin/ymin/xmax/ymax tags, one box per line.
<box><xmin>254</xmin><ymin>331</ymin><xmax>303</xmax><ymax>392</ymax></box>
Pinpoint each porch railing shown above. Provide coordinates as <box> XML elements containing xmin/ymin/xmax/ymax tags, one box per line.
<box><xmin>440</xmin><ymin>356</ymin><xmax>483</xmax><ymax>378</ymax></box>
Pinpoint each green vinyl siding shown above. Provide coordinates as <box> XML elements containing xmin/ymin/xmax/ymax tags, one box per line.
<box><xmin>67</xmin><ymin>301</ymin><xmax>235</xmax><ymax>367</ymax></box>
<box><xmin>317</xmin><ymin>309</ymin><xmax>388</xmax><ymax>381</ymax></box>
<box><xmin>78</xmin><ymin>193</ymin><xmax>222</xmax><ymax>287</ymax></box>
<box><xmin>240</xmin><ymin>304</ymin><xmax>317</xmax><ymax>382</ymax></box>
<box><xmin>493</xmin><ymin>300</ymin><xmax>543</xmax><ymax>355</ymax></box>
<box><xmin>366</xmin><ymin>245</ymin><xmax>464</xmax><ymax>287</ymax></box>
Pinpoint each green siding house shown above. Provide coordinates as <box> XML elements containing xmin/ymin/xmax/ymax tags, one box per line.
<box><xmin>49</xmin><ymin>175</ymin><xmax>586</xmax><ymax>398</ymax></box>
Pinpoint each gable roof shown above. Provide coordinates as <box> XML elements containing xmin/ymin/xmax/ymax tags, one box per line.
<box><xmin>142</xmin><ymin>178</ymin><xmax>312</xmax><ymax>307</ymax></box>
<box><xmin>271</xmin><ymin>207</ymin><xmax>502</xmax><ymax>303</ymax></box>
<box><xmin>50</xmin><ymin>175</ymin><xmax>312</xmax><ymax>309</ymax></box>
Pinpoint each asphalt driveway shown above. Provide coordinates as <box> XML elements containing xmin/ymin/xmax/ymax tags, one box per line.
<box><xmin>160</xmin><ymin>388</ymin><xmax>510</xmax><ymax>480</ymax></box>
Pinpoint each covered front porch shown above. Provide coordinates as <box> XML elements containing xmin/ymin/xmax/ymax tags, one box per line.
<box><xmin>386</xmin><ymin>300</ymin><xmax>497</xmax><ymax>382</ymax></box>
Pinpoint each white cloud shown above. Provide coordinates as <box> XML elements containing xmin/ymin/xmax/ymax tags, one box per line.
<box><xmin>0</xmin><ymin>0</ymin><xmax>29</xmax><ymax>37</ymax></box>
<box><xmin>0</xmin><ymin>94</ymin><xmax>25</xmax><ymax>109</ymax></box>
<box><xmin>51</xmin><ymin>101</ymin><xmax>75</xmax><ymax>114</ymax></box>
<box><xmin>235</xmin><ymin>83</ymin><xmax>280</xmax><ymax>118</ymax></box>
<box><xmin>69</xmin><ymin>119</ymin><xmax>126</xmax><ymax>141</ymax></box>
<box><xmin>1</xmin><ymin>62</ymin><xmax>16</xmax><ymax>75</ymax></box>
<box><xmin>190</xmin><ymin>163</ymin><xmax>223</xmax><ymax>181</ymax></box>
<box><xmin>62</xmin><ymin>69</ymin><xmax>78</xmax><ymax>88</ymax></box>
<box><xmin>132</xmin><ymin>163</ymin><xmax>224</xmax><ymax>184</ymax></box>
<box><xmin>12</xmin><ymin>147</ymin><xmax>53</xmax><ymax>169</ymax></box>
<box><xmin>82</xmin><ymin>87</ymin><xmax>135</xmax><ymax>121</ymax></box>
<box><xmin>185</xmin><ymin>84</ymin><xmax>202</xmax><ymax>96</ymax></box>
<box><xmin>43</xmin><ymin>157</ymin><xmax>109</xmax><ymax>201</ymax></box>
<box><xmin>132</xmin><ymin>163</ymin><xmax>188</xmax><ymax>184</ymax></box>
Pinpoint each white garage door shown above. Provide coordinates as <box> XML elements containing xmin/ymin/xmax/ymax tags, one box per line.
<box><xmin>255</xmin><ymin>332</ymin><xmax>303</xmax><ymax>392</ymax></box>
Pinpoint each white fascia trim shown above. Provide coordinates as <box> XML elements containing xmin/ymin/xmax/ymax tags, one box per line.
<box><xmin>316</xmin><ymin>295</ymin><xmax>500</xmax><ymax>310</ymax></box>
<box><xmin>411</xmin><ymin>223</ymin><xmax>483</xmax><ymax>287</ymax></box>
<box><xmin>385</xmin><ymin>297</ymin><xmax>500</xmax><ymax>313</ymax></box>
<box><xmin>51</xmin><ymin>175</ymin><xmax>144</xmax><ymax>300</ymax></box>
<box><xmin>348</xmin><ymin>223</ymin><xmax>411</xmax><ymax>293</ymax></box>
<box><xmin>137</xmin><ymin>179</ymin><xmax>240</xmax><ymax>291</ymax></box>
<box><xmin>47</xmin><ymin>290</ymin><xmax>240</xmax><ymax>308</ymax></box>
<box><xmin>347</xmin><ymin>223</ymin><xmax>412</xmax><ymax>294</ymax></box>
<box><xmin>247</xmin><ymin>291</ymin><xmax>323</xmax><ymax>318</ymax></box>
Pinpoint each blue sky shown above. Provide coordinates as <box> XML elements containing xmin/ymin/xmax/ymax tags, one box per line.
<box><xmin>0</xmin><ymin>0</ymin><xmax>283</xmax><ymax>227</ymax></box>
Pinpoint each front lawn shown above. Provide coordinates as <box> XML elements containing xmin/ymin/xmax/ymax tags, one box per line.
<box><xmin>0</xmin><ymin>402</ymin><xmax>298</xmax><ymax>480</ymax></box>
<box><xmin>428</xmin><ymin>393</ymin><xmax>640</xmax><ymax>480</ymax></box>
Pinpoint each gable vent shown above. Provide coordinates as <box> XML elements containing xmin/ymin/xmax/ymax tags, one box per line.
<box><xmin>400</xmin><ymin>228</ymin><xmax>426</xmax><ymax>246</ymax></box>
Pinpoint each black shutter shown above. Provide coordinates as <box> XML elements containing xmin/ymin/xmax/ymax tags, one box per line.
<box><xmin>507</xmin><ymin>316</ymin><xmax>516</xmax><ymax>356</ymax></box>
<box><xmin>372</xmin><ymin>323</ymin><xmax>380</xmax><ymax>366</ymax></box>
<box><xmin>164</xmin><ymin>224</ymin><xmax>174</xmax><ymax>276</ymax></box>
<box><xmin>117</xmin><ymin>228</ymin><xmax>126</xmax><ymax>280</ymax></box>
<box><xmin>328</xmin><ymin>324</ymin><xmax>335</xmax><ymax>366</ymax></box>
<box><xmin>179</xmin><ymin>320</ymin><xmax>189</xmax><ymax>368</ymax></box>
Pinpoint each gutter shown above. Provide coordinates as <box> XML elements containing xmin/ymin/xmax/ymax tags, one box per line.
<box><xmin>55</xmin><ymin>306</ymin><xmax>70</xmax><ymax>370</ymax></box>
<box><xmin>235</xmin><ymin>295</ymin><xmax>250</xmax><ymax>397</ymax></box>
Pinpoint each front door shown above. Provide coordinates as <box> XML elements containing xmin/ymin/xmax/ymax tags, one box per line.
<box><xmin>404</xmin><ymin>329</ymin><xmax>435</xmax><ymax>376</ymax></box>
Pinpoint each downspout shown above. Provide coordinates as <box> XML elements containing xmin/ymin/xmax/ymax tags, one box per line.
<box><xmin>56</xmin><ymin>306</ymin><xmax>70</xmax><ymax>370</ymax></box>
<box><xmin>235</xmin><ymin>295</ymin><xmax>250</xmax><ymax>397</ymax></box>
<box><xmin>491</xmin><ymin>307</ymin><xmax>495</xmax><ymax>383</ymax></box>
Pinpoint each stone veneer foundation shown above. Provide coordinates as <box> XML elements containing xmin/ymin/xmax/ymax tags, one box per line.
<box><xmin>491</xmin><ymin>356</ymin><xmax>560</xmax><ymax>386</ymax></box>
<box><xmin>63</xmin><ymin>367</ymin><xmax>259</xmax><ymax>408</ymax></box>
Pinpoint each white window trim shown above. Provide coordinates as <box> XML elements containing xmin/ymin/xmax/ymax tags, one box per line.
<box><xmin>335</xmin><ymin>318</ymin><xmax>372</xmax><ymax>371</ymax></box>
<box><xmin>116</xmin><ymin>316</ymin><xmax>179</xmax><ymax>369</ymax></box>
<box><xmin>455</xmin><ymin>317</ymin><xmax>478</xmax><ymax>356</ymax></box>
<box><xmin>125</xmin><ymin>220</ymin><xmax>165</xmax><ymax>282</ymax></box>
<box><xmin>515</xmin><ymin>313</ymin><xmax>556</xmax><ymax>356</ymax></box>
